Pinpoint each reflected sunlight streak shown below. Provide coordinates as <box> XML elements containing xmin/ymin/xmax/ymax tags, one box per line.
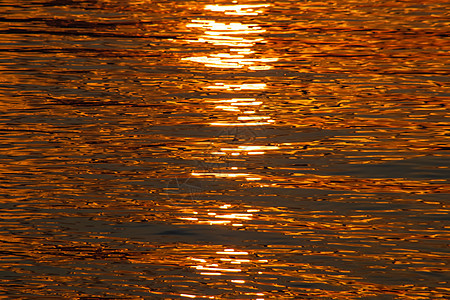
<box><xmin>184</xmin><ymin>16</ymin><xmax>277</xmax><ymax>69</ymax></box>
<box><xmin>207</xmin><ymin>83</ymin><xmax>267</xmax><ymax>90</ymax></box>
<box><xmin>205</xmin><ymin>4</ymin><xmax>270</xmax><ymax>16</ymax></box>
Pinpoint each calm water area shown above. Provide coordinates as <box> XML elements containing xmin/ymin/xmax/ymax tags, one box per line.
<box><xmin>0</xmin><ymin>0</ymin><xmax>449</xmax><ymax>298</ymax></box>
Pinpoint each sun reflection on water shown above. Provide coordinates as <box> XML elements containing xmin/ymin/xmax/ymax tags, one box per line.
<box><xmin>205</xmin><ymin>4</ymin><xmax>270</xmax><ymax>16</ymax></box>
<box><xmin>176</xmin><ymin>201</ymin><xmax>260</xmax><ymax>227</ymax></box>
<box><xmin>177</xmin><ymin>4</ymin><xmax>279</xmax><ymax>187</ymax></box>
<box><xmin>183</xmin><ymin>11</ymin><xmax>277</xmax><ymax>70</ymax></box>
<box><xmin>186</xmin><ymin>247</ymin><xmax>268</xmax><ymax>299</ymax></box>
<box><xmin>207</xmin><ymin>83</ymin><xmax>267</xmax><ymax>90</ymax></box>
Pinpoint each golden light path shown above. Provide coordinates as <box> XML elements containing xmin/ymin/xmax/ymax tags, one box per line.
<box><xmin>177</xmin><ymin>5</ymin><xmax>276</xmax><ymax>296</ymax></box>
<box><xmin>206</xmin><ymin>83</ymin><xmax>267</xmax><ymax>90</ymax></box>
<box><xmin>205</xmin><ymin>4</ymin><xmax>270</xmax><ymax>16</ymax></box>
<box><xmin>183</xmin><ymin>16</ymin><xmax>278</xmax><ymax>70</ymax></box>
<box><xmin>181</xmin><ymin>248</ymin><xmax>268</xmax><ymax>299</ymax></box>
<box><xmin>181</xmin><ymin>2</ymin><xmax>278</xmax><ymax>182</ymax></box>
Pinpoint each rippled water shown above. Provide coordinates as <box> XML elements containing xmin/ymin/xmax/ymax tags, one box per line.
<box><xmin>1</xmin><ymin>0</ymin><xmax>449</xmax><ymax>298</ymax></box>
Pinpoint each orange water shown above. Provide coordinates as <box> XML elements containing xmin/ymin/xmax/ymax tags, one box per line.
<box><xmin>0</xmin><ymin>0</ymin><xmax>449</xmax><ymax>298</ymax></box>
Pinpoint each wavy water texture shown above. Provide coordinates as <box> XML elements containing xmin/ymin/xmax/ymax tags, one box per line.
<box><xmin>0</xmin><ymin>0</ymin><xmax>449</xmax><ymax>299</ymax></box>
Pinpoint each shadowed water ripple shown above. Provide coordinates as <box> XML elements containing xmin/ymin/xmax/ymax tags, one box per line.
<box><xmin>0</xmin><ymin>0</ymin><xmax>449</xmax><ymax>299</ymax></box>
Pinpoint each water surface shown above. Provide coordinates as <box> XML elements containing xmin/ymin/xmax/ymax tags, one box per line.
<box><xmin>0</xmin><ymin>0</ymin><xmax>449</xmax><ymax>298</ymax></box>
